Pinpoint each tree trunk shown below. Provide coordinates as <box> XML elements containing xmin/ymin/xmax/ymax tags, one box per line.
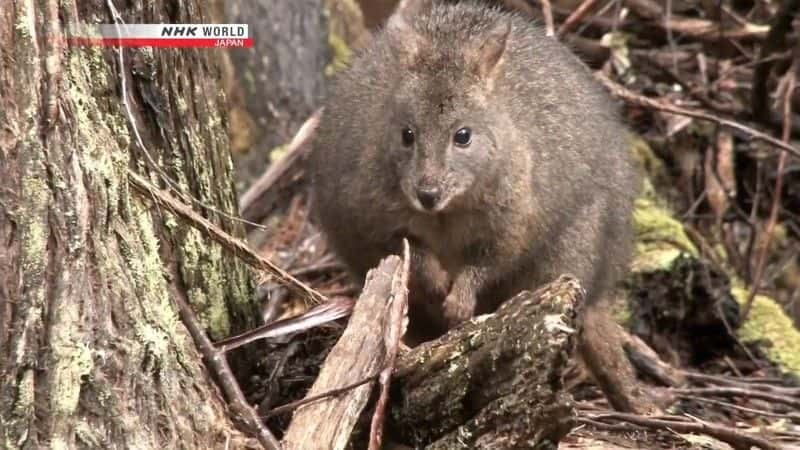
<box><xmin>220</xmin><ymin>0</ymin><xmax>330</xmax><ymax>196</ymax></box>
<box><xmin>0</xmin><ymin>1</ymin><xmax>259</xmax><ymax>447</ymax></box>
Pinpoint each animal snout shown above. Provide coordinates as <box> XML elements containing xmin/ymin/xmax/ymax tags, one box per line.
<box><xmin>415</xmin><ymin>186</ymin><xmax>441</xmax><ymax>210</ymax></box>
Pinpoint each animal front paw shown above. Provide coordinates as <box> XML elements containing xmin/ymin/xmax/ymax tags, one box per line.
<box><xmin>442</xmin><ymin>292</ymin><xmax>475</xmax><ymax>329</ymax></box>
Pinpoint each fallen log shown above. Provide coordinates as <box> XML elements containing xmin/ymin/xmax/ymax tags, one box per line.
<box><xmin>283</xmin><ymin>259</ymin><xmax>581</xmax><ymax>449</ymax></box>
<box><xmin>388</xmin><ymin>275</ymin><xmax>582</xmax><ymax>448</ymax></box>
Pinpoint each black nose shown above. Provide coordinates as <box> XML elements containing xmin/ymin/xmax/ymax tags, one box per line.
<box><xmin>416</xmin><ymin>187</ymin><xmax>440</xmax><ymax>210</ymax></box>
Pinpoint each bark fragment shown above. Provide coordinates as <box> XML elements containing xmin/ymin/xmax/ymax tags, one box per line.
<box><xmin>283</xmin><ymin>255</ymin><xmax>406</xmax><ymax>450</ymax></box>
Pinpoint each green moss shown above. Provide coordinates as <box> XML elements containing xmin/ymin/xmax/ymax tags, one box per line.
<box><xmin>324</xmin><ymin>0</ymin><xmax>362</xmax><ymax>77</ymax></box>
<box><xmin>732</xmin><ymin>286</ymin><xmax>800</xmax><ymax>377</ymax></box>
<box><xmin>325</xmin><ymin>32</ymin><xmax>352</xmax><ymax>76</ymax></box>
<box><xmin>49</xmin><ymin>342</ymin><xmax>94</xmax><ymax>416</ymax></box>
<box><xmin>176</xmin><ymin>96</ymin><xmax>189</xmax><ymax>114</ymax></box>
<box><xmin>629</xmin><ymin>136</ymin><xmax>669</xmax><ymax>202</ymax></box>
<box><xmin>611</xmin><ymin>295</ymin><xmax>632</xmax><ymax>327</ymax></box>
<box><xmin>179</xmin><ymin>226</ymin><xmax>230</xmax><ymax>339</ymax></box>
<box><xmin>19</xmin><ymin>177</ymin><xmax>49</xmax><ymax>274</ymax></box>
<box><xmin>74</xmin><ymin>421</ymin><xmax>103</xmax><ymax>447</ymax></box>
<box><xmin>630</xmin><ymin>136</ymin><xmax>665</xmax><ymax>179</ymax></box>
<box><xmin>618</xmin><ymin>137</ymin><xmax>697</xmax><ymax>325</ymax></box>
<box><xmin>13</xmin><ymin>369</ymin><xmax>35</xmax><ymax>418</ymax></box>
<box><xmin>118</xmin><ymin>204</ymin><xmax>184</xmax><ymax>363</ymax></box>
<box><xmin>67</xmin><ymin>47</ymin><xmax>131</xmax><ymax>231</ymax></box>
<box><xmin>631</xmin><ymin>197</ymin><xmax>697</xmax><ymax>273</ymax></box>
<box><xmin>14</xmin><ymin>1</ymin><xmax>32</xmax><ymax>38</ymax></box>
<box><xmin>269</xmin><ymin>144</ymin><xmax>288</xmax><ymax>163</ymax></box>
<box><xmin>627</xmin><ymin>136</ymin><xmax>696</xmax><ymax>273</ymax></box>
<box><xmin>623</xmin><ymin>132</ymin><xmax>798</xmax><ymax>379</ymax></box>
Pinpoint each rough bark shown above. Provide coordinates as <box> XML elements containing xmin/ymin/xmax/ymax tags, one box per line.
<box><xmin>389</xmin><ymin>275</ymin><xmax>581</xmax><ymax>449</ymax></box>
<box><xmin>0</xmin><ymin>1</ymin><xmax>258</xmax><ymax>448</ymax></box>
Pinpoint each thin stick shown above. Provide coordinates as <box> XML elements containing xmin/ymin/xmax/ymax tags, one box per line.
<box><xmin>741</xmin><ymin>56</ymin><xmax>796</xmax><ymax>320</ymax></box>
<box><xmin>128</xmin><ymin>170</ymin><xmax>326</xmax><ymax>304</ymax></box>
<box><xmin>672</xmin><ymin>387</ymin><xmax>800</xmax><ymax>410</ymax></box>
<box><xmin>239</xmin><ymin>109</ymin><xmax>322</xmax><ymax>214</ymax></box>
<box><xmin>368</xmin><ymin>240</ymin><xmax>411</xmax><ymax>450</ymax></box>
<box><xmin>595</xmin><ymin>72</ymin><xmax>800</xmax><ymax>160</ymax></box>
<box><xmin>557</xmin><ymin>0</ymin><xmax>601</xmax><ymax>38</ymax></box>
<box><xmin>172</xmin><ymin>291</ymin><xmax>281</xmax><ymax>450</ymax></box>
<box><xmin>751</xmin><ymin>0</ymin><xmax>800</xmax><ymax>120</ymax></box>
<box><xmin>263</xmin><ymin>374</ymin><xmax>378</xmax><ymax>419</ymax></box>
<box><xmin>214</xmin><ymin>298</ymin><xmax>354</xmax><ymax>353</ymax></box>
<box><xmin>583</xmin><ymin>411</ymin><xmax>782</xmax><ymax>450</ymax></box>
<box><xmin>678</xmin><ymin>395</ymin><xmax>800</xmax><ymax>421</ymax></box>
<box><xmin>685</xmin><ymin>371</ymin><xmax>800</xmax><ymax>396</ymax></box>
<box><xmin>539</xmin><ymin>0</ymin><xmax>555</xmax><ymax>37</ymax></box>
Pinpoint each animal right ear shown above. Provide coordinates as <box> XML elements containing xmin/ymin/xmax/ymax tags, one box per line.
<box><xmin>385</xmin><ymin>1</ymin><xmax>431</xmax><ymax>62</ymax></box>
<box><xmin>392</xmin><ymin>0</ymin><xmax>435</xmax><ymax>21</ymax></box>
<box><xmin>385</xmin><ymin>8</ymin><xmax>413</xmax><ymax>36</ymax></box>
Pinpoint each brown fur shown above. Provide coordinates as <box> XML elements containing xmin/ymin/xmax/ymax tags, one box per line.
<box><xmin>309</xmin><ymin>1</ymin><xmax>650</xmax><ymax>412</ymax></box>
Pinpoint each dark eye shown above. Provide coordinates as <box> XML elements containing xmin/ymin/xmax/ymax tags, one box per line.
<box><xmin>453</xmin><ymin>127</ymin><xmax>471</xmax><ymax>147</ymax></box>
<box><xmin>401</xmin><ymin>127</ymin><xmax>415</xmax><ymax>147</ymax></box>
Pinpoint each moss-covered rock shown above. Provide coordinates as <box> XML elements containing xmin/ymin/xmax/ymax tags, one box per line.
<box><xmin>624</xmin><ymin>138</ymin><xmax>800</xmax><ymax>377</ymax></box>
<box><xmin>629</xmin><ymin>136</ymin><xmax>697</xmax><ymax>273</ymax></box>
<box><xmin>732</xmin><ymin>286</ymin><xmax>800</xmax><ymax>377</ymax></box>
<box><xmin>631</xmin><ymin>197</ymin><xmax>697</xmax><ymax>273</ymax></box>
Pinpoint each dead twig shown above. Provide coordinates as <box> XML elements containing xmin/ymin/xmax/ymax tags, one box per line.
<box><xmin>282</xmin><ymin>254</ymin><xmax>409</xmax><ymax>449</ymax></box>
<box><xmin>538</xmin><ymin>0</ymin><xmax>555</xmax><ymax>37</ymax></box>
<box><xmin>214</xmin><ymin>298</ymin><xmax>354</xmax><ymax>353</ymax></box>
<box><xmin>679</xmin><ymin>395</ymin><xmax>800</xmax><ymax>422</ymax></box>
<box><xmin>290</xmin><ymin>260</ymin><xmax>343</xmax><ymax>278</ymax></box>
<box><xmin>552</xmin><ymin>3</ymin><xmax>767</xmax><ymax>42</ymax></box>
<box><xmin>263</xmin><ymin>374</ymin><xmax>378</xmax><ymax>419</ymax></box>
<box><xmin>128</xmin><ymin>169</ymin><xmax>326</xmax><ymax>304</ymax></box>
<box><xmin>556</xmin><ymin>0</ymin><xmax>601</xmax><ymax>38</ymax></box>
<box><xmin>582</xmin><ymin>411</ymin><xmax>783</xmax><ymax>450</ymax></box>
<box><xmin>663</xmin><ymin>17</ymin><xmax>767</xmax><ymax>41</ymax></box>
<box><xmin>672</xmin><ymin>387</ymin><xmax>800</xmax><ymax>410</ymax></box>
<box><xmin>742</xmin><ymin>55</ymin><xmax>797</xmax><ymax>321</ymax></box>
<box><xmin>171</xmin><ymin>291</ymin><xmax>281</xmax><ymax>450</ymax></box>
<box><xmin>595</xmin><ymin>72</ymin><xmax>800</xmax><ymax>160</ymax></box>
<box><xmin>626</xmin><ymin>0</ymin><xmax>768</xmax><ymax>40</ymax></box>
<box><xmin>239</xmin><ymin>109</ymin><xmax>322</xmax><ymax>217</ymax></box>
<box><xmin>684</xmin><ymin>371</ymin><xmax>800</xmax><ymax>396</ymax></box>
<box><xmin>173</xmin><ymin>289</ymin><xmax>352</xmax><ymax>450</ymax></box>
<box><xmin>751</xmin><ymin>0</ymin><xmax>800</xmax><ymax>120</ymax></box>
<box><xmin>368</xmin><ymin>239</ymin><xmax>411</xmax><ymax>450</ymax></box>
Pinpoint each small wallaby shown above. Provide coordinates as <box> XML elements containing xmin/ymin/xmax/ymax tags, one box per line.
<box><xmin>309</xmin><ymin>0</ymin><xmax>650</xmax><ymax>413</ymax></box>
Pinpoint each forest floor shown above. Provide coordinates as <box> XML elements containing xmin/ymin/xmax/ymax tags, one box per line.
<box><xmin>228</xmin><ymin>0</ymin><xmax>800</xmax><ymax>448</ymax></box>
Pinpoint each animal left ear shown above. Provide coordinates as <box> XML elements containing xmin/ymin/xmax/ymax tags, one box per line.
<box><xmin>470</xmin><ymin>21</ymin><xmax>511</xmax><ymax>80</ymax></box>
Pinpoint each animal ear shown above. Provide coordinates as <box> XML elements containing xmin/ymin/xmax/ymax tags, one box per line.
<box><xmin>385</xmin><ymin>7</ymin><xmax>414</xmax><ymax>36</ymax></box>
<box><xmin>392</xmin><ymin>0</ymin><xmax>434</xmax><ymax>20</ymax></box>
<box><xmin>385</xmin><ymin>2</ymin><xmax>430</xmax><ymax>62</ymax></box>
<box><xmin>471</xmin><ymin>20</ymin><xmax>511</xmax><ymax>79</ymax></box>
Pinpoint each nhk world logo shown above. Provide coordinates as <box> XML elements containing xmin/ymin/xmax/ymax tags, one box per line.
<box><xmin>67</xmin><ymin>24</ymin><xmax>251</xmax><ymax>48</ymax></box>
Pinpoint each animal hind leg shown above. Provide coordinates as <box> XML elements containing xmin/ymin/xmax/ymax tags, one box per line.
<box><xmin>577</xmin><ymin>301</ymin><xmax>656</xmax><ymax>414</ymax></box>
